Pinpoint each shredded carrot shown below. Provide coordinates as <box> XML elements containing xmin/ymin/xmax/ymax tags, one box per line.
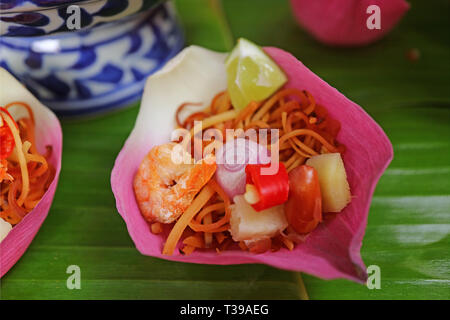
<box><xmin>244</xmin><ymin>120</ymin><xmax>271</xmax><ymax>130</ymax></box>
<box><xmin>238</xmin><ymin>241</ymin><xmax>248</xmax><ymax>251</ymax></box>
<box><xmin>203</xmin><ymin>213</ymin><xmax>213</xmax><ymax>247</ymax></box>
<box><xmin>190</xmin><ymin>109</ymin><xmax>239</xmax><ymax>136</ymax></box>
<box><xmin>216</xmin><ymin>92</ymin><xmax>231</xmax><ymax>114</ymax></box>
<box><xmin>209</xmin><ymin>91</ymin><xmax>226</xmax><ymax>114</ymax></box>
<box><xmin>5</xmin><ymin>101</ymin><xmax>35</xmax><ymax>125</ymax></box>
<box><xmin>269</xmin><ymin>100</ymin><xmax>301</xmax><ymax>121</ymax></box>
<box><xmin>180</xmin><ymin>245</ymin><xmax>196</xmax><ymax>255</ymax></box>
<box><xmin>252</xmin><ymin>88</ymin><xmax>308</xmax><ymax>121</ymax></box>
<box><xmin>153</xmin><ymin>86</ymin><xmax>345</xmax><ymax>255</ymax></box>
<box><xmin>2</xmin><ymin>111</ymin><xmax>29</xmax><ymax>205</ymax></box>
<box><xmin>0</xmin><ymin>208</ymin><xmax>22</xmax><ymax>225</ymax></box>
<box><xmin>207</xmin><ymin>224</ymin><xmax>230</xmax><ymax>233</ymax></box>
<box><xmin>0</xmin><ymin>102</ymin><xmax>54</xmax><ymax>226</ymax></box>
<box><xmin>175</xmin><ymin>102</ymin><xmax>203</xmax><ymax>127</ymax></box>
<box><xmin>193</xmin><ymin>203</ymin><xmax>225</xmax><ymax>224</ymax></box>
<box><xmin>302</xmin><ymin>90</ymin><xmax>316</xmax><ymax>115</ymax></box>
<box><xmin>215</xmin><ymin>232</ymin><xmax>227</xmax><ymax>244</ymax></box>
<box><xmin>183</xmin><ymin>235</ymin><xmax>205</xmax><ymax>248</ymax></box>
<box><xmin>234</xmin><ymin>101</ymin><xmax>260</xmax><ymax>126</ymax></box>
<box><xmin>282</xmin><ymin>237</ymin><xmax>295</xmax><ymax>251</ymax></box>
<box><xmin>162</xmin><ymin>184</ymin><xmax>215</xmax><ymax>255</ymax></box>
<box><xmin>279</xmin><ymin>129</ymin><xmax>339</xmax><ymax>154</ymax></box>
<box><xmin>182</xmin><ymin>111</ymin><xmax>210</xmax><ymax>130</ymax></box>
<box><xmin>189</xmin><ymin>180</ymin><xmax>231</xmax><ymax>232</ymax></box>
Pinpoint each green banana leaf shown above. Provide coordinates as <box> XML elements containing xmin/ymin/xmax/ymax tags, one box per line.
<box><xmin>0</xmin><ymin>0</ymin><xmax>449</xmax><ymax>300</ymax></box>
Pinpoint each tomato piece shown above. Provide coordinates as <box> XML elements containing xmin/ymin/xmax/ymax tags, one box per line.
<box><xmin>284</xmin><ymin>165</ymin><xmax>322</xmax><ymax>234</ymax></box>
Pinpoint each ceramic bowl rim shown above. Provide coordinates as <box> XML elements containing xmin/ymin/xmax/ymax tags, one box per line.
<box><xmin>0</xmin><ymin>0</ymin><xmax>166</xmax><ymax>15</ymax></box>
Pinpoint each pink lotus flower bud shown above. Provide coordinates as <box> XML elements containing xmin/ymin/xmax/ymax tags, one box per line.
<box><xmin>290</xmin><ymin>0</ymin><xmax>410</xmax><ymax>46</ymax></box>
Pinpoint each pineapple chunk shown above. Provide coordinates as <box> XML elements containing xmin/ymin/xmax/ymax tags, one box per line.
<box><xmin>229</xmin><ymin>195</ymin><xmax>288</xmax><ymax>242</ymax></box>
<box><xmin>0</xmin><ymin>218</ymin><xmax>12</xmax><ymax>243</ymax></box>
<box><xmin>306</xmin><ymin>153</ymin><xmax>351</xmax><ymax>212</ymax></box>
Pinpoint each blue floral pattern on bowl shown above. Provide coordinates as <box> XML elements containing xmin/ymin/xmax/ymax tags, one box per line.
<box><xmin>1</xmin><ymin>0</ymin><xmax>90</xmax><ymax>11</ymax></box>
<box><xmin>0</xmin><ymin>0</ymin><xmax>163</xmax><ymax>37</ymax></box>
<box><xmin>0</xmin><ymin>2</ymin><xmax>184</xmax><ymax>116</ymax></box>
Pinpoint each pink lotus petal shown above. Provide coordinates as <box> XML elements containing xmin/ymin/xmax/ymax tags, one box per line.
<box><xmin>0</xmin><ymin>68</ymin><xmax>62</xmax><ymax>278</ymax></box>
<box><xmin>290</xmin><ymin>0</ymin><xmax>409</xmax><ymax>46</ymax></box>
<box><xmin>111</xmin><ymin>46</ymin><xmax>393</xmax><ymax>283</ymax></box>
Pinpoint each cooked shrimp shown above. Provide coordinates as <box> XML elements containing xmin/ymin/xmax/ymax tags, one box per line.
<box><xmin>133</xmin><ymin>143</ymin><xmax>216</xmax><ymax>224</ymax></box>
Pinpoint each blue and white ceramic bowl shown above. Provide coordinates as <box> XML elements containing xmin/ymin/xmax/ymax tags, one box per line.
<box><xmin>1</xmin><ymin>0</ymin><xmax>90</xmax><ymax>12</ymax></box>
<box><xmin>0</xmin><ymin>1</ymin><xmax>184</xmax><ymax>116</ymax></box>
<box><xmin>0</xmin><ymin>0</ymin><xmax>164</xmax><ymax>37</ymax></box>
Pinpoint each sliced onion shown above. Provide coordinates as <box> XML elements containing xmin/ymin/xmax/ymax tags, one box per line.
<box><xmin>215</xmin><ymin>138</ymin><xmax>270</xmax><ymax>199</ymax></box>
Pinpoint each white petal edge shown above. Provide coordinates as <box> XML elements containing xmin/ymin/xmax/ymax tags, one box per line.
<box><xmin>128</xmin><ymin>46</ymin><xmax>228</xmax><ymax>149</ymax></box>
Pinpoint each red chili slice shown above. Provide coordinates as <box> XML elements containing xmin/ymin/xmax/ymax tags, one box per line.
<box><xmin>245</xmin><ymin>162</ymin><xmax>289</xmax><ymax>211</ymax></box>
<box><xmin>0</xmin><ymin>107</ymin><xmax>17</xmax><ymax>159</ymax></box>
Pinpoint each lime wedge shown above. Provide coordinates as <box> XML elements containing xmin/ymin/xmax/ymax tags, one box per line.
<box><xmin>225</xmin><ymin>38</ymin><xmax>287</xmax><ymax>110</ymax></box>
